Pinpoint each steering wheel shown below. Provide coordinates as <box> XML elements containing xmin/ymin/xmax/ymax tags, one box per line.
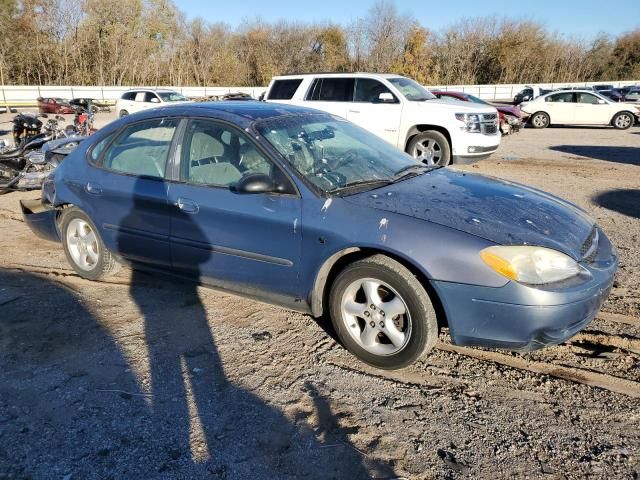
<box><xmin>330</xmin><ymin>149</ymin><xmax>367</xmax><ymax>172</ymax></box>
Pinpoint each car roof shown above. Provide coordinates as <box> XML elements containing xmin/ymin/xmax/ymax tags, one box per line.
<box><xmin>272</xmin><ymin>72</ymin><xmax>404</xmax><ymax>80</ymax></box>
<box><xmin>122</xmin><ymin>88</ymin><xmax>178</xmax><ymax>93</ymax></box>
<box><xmin>122</xmin><ymin>101</ymin><xmax>326</xmax><ymax>124</ymax></box>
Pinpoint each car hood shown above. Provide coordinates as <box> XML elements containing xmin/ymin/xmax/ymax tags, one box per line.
<box><xmin>410</xmin><ymin>99</ymin><xmax>496</xmax><ymax>114</ymax></box>
<box><xmin>343</xmin><ymin>169</ymin><xmax>595</xmax><ymax>260</ymax></box>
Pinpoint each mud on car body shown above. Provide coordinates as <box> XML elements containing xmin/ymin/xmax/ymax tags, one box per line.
<box><xmin>22</xmin><ymin>102</ymin><xmax>617</xmax><ymax>369</ymax></box>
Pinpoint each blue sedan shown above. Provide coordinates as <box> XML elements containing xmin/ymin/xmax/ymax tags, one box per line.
<box><xmin>21</xmin><ymin>102</ymin><xmax>617</xmax><ymax>369</ymax></box>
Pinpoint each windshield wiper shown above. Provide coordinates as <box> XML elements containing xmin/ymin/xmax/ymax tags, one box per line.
<box><xmin>326</xmin><ymin>178</ymin><xmax>393</xmax><ymax>195</ymax></box>
<box><xmin>392</xmin><ymin>164</ymin><xmax>434</xmax><ymax>181</ymax></box>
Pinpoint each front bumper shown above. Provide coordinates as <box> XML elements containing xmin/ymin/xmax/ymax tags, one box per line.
<box><xmin>451</xmin><ymin>129</ymin><xmax>500</xmax><ymax>164</ymax></box>
<box><xmin>432</xmin><ymin>234</ymin><xmax>618</xmax><ymax>351</ymax></box>
<box><xmin>20</xmin><ymin>199</ymin><xmax>60</xmax><ymax>242</ymax></box>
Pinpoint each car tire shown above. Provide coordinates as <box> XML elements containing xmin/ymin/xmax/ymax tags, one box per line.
<box><xmin>612</xmin><ymin>111</ymin><xmax>634</xmax><ymax>130</ymax></box>
<box><xmin>60</xmin><ymin>207</ymin><xmax>120</xmax><ymax>281</ymax></box>
<box><xmin>329</xmin><ymin>254</ymin><xmax>438</xmax><ymax>370</ymax></box>
<box><xmin>530</xmin><ymin>112</ymin><xmax>550</xmax><ymax>129</ymax></box>
<box><xmin>407</xmin><ymin>131</ymin><xmax>451</xmax><ymax>167</ymax></box>
<box><xmin>119</xmin><ymin>110</ymin><xmax>129</xmax><ymax>118</ymax></box>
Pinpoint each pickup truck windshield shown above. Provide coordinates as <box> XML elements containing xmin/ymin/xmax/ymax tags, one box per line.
<box><xmin>388</xmin><ymin>77</ymin><xmax>436</xmax><ymax>101</ymax></box>
<box><xmin>256</xmin><ymin>113</ymin><xmax>422</xmax><ymax>194</ymax></box>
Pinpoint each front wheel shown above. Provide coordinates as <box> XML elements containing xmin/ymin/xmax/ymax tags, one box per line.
<box><xmin>530</xmin><ymin>112</ymin><xmax>550</xmax><ymax>129</ymax></box>
<box><xmin>329</xmin><ymin>255</ymin><xmax>438</xmax><ymax>370</ymax></box>
<box><xmin>60</xmin><ymin>207</ymin><xmax>120</xmax><ymax>280</ymax></box>
<box><xmin>407</xmin><ymin>131</ymin><xmax>451</xmax><ymax>167</ymax></box>
<box><xmin>612</xmin><ymin>112</ymin><xmax>634</xmax><ymax>130</ymax></box>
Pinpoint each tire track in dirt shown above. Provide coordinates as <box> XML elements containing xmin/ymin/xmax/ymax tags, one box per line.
<box><xmin>437</xmin><ymin>343</ymin><xmax>640</xmax><ymax>398</ymax></box>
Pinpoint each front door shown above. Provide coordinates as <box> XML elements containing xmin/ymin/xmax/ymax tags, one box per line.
<box><xmin>347</xmin><ymin>78</ymin><xmax>403</xmax><ymax>146</ymax></box>
<box><xmin>574</xmin><ymin>92</ymin><xmax>611</xmax><ymax>124</ymax></box>
<box><xmin>167</xmin><ymin>118</ymin><xmax>302</xmax><ymax>301</ymax></box>
<box><xmin>83</xmin><ymin>117</ymin><xmax>180</xmax><ymax>267</ymax></box>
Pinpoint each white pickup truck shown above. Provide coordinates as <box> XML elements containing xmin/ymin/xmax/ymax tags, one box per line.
<box><xmin>264</xmin><ymin>73</ymin><xmax>500</xmax><ymax>166</ymax></box>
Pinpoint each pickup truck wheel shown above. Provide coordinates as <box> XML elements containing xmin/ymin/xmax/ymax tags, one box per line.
<box><xmin>60</xmin><ymin>207</ymin><xmax>120</xmax><ymax>281</ymax></box>
<box><xmin>612</xmin><ymin>112</ymin><xmax>633</xmax><ymax>130</ymax></box>
<box><xmin>530</xmin><ymin>112</ymin><xmax>550</xmax><ymax>129</ymax></box>
<box><xmin>407</xmin><ymin>131</ymin><xmax>451</xmax><ymax>166</ymax></box>
<box><xmin>329</xmin><ymin>255</ymin><xmax>438</xmax><ymax>370</ymax></box>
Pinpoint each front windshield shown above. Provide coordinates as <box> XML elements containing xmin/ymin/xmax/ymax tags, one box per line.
<box><xmin>158</xmin><ymin>91</ymin><xmax>189</xmax><ymax>102</ymax></box>
<box><xmin>256</xmin><ymin>113</ymin><xmax>422</xmax><ymax>194</ymax></box>
<box><xmin>387</xmin><ymin>77</ymin><xmax>436</xmax><ymax>101</ymax></box>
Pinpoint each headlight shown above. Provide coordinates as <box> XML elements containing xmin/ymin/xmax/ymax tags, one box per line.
<box><xmin>455</xmin><ymin>113</ymin><xmax>485</xmax><ymax>133</ymax></box>
<box><xmin>480</xmin><ymin>246</ymin><xmax>582</xmax><ymax>284</ymax></box>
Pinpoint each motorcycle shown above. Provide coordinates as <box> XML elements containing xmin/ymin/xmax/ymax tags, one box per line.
<box><xmin>65</xmin><ymin>106</ymin><xmax>95</xmax><ymax>137</ymax></box>
<box><xmin>0</xmin><ymin>136</ymin><xmax>84</xmax><ymax>194</ymax></box>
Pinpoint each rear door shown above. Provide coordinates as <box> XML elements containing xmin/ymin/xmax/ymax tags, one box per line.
<box><xmin>303</xmin><ymin>77</ymin><xmax>353</xmax><ymax>119</ymax></box>
<box><xmin>166</xmin><ymin>118</ymin><xmax>302</xmax><ymax>300</ymax></box>
<box><xmin>543</xmin><ymin>92</ymin><xmax>576</xmax><ymax>124</ymax></box>
<box><xmin>347</xmin><ymin>78</ymin><xmax>403</xmax><ymax>146</ymax></box>
<box><xmin>82</xmin><ymin>117</ymin><xmax>179</xmax><ymax>267</ymax></box>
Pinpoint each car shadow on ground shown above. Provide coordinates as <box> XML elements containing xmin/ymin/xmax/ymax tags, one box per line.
<box><xmin>593</xmin><ymin>189</ymin><xmax>640</xmax><ymax>219</ymax></box>
<box><xmin>549</xmin><ymin>145</ymin><xmax>640</xmax><ymax>166</ymax></box>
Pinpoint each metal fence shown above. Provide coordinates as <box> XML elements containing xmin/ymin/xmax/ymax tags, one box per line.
<box><xmin>1</xmin><ymin>80</ymin><xmax>638</xmax><ymax>108</ymax></box>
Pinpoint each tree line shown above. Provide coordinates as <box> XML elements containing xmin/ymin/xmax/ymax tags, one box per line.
<box><xmin>1</xmin><ymin>0</ymin><xmax>638</xmax><ymax>87</ymax></box>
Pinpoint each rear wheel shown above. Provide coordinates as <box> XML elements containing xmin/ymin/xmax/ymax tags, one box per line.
<box><xmin>119</xmin><ymin>109</ymin><xmax>129</xmax><ymax>118</ymax></box>
<box><xmin>329</xmin><ymin>255</ymin><xmax>438</xmax><ymax>369</ymax></box>
<box><xmin>612</xmin><ymin>111</ymin><xmax>634</xmax><ymax>130</ymax></box>
<box><xmin>531</xmin><ymin>112</ymin><xmax>550</xmax><ymax>129</ymax></box>
<box><xmin>407</xmin><ymin>131</ymin><xmax>451</xmax><ymax>167</ymax></box>
<box><xmin>60</xmin><ymin>207</ymin><xmax>120</xmax><ymax>280</ymax></box>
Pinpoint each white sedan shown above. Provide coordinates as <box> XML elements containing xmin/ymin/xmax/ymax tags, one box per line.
<box><xmin>521</xmin><ymin>90</ymin><xmax>639</xmax><ymax>130</ymax></box>
<box><xmin>115</xmin><ymin>89</ymin><xmax>191</xmax><ymax>117</ymax></box>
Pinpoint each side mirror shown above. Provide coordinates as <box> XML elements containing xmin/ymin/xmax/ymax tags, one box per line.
<box><xmin>150</xmin><ymin>97</ymin><xmax>160</xmax><ymax>103</ymax></box>
<box><xmin>376</xmin><ymin>92</ymin><xmax>396</xmax><ymax>103</ymax></box>
<box><xmin>597</xmin><ymin>99</ymin><xmax>606</xmax><ymax>104</ymax></box>
<box><xmin>235</xmin><ymin>173</ymin><xmax>277</xmax><ymax>194</ymax></box>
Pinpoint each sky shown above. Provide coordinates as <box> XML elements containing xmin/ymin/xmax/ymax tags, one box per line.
<box><xmin>176</xmin><ymin>0</ymin><xmax>639</xmax><ymax>39</ymax></box>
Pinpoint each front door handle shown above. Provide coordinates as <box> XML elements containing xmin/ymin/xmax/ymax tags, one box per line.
<box><xmin>85</xmin><ymin>182</ymin><xmax>102</xmax><ymax>195</ymax></box>
<box><xmin>174</xmin><ymin>197</ymin><xmax>199</xmax><ymax>214</ymax></box>
<box><xmin>348</xmin><ymin>109</ymin><xmax>361</xmax><ymax>114</ymax></box>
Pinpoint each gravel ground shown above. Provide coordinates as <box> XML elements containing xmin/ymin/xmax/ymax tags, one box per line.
<box><xmin>0</xmin><ymin>118</ymin><xmax>639</xmax><ymax>479</ymax></box>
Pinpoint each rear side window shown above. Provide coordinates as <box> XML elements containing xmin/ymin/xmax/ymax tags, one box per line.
<box><xmin>102</xmin><ymin>118</ymin><xmax>178</xmax><ymax>178</ymax></box>
<box><xmin>546</xmin><ymin>92</ymin><xmax>575</xmax><ymax>103</ymax></box>
<box><xmin>267</xmin><ymin>79</ymin><xmax>303</xmax><ymax>100</ymax></box>
<box><xmin>306</xmin><ymin>78</ymin><xmax>355</xmax><ymax>102</ymax></box>
<box><xmin>121</xmin><ymin>92</ymin><xmax>136</xmax><ymax>101</ymax></box>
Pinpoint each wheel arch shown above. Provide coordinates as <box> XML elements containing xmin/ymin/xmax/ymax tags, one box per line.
<box><xmin>611</xmin><ymin>110</ymin><xmax>635</xmax><ymax>125</ymax></box>
<box><xmin>310</xmin><ymin>247</ymin><xmax>448</xmax><ymax>329</ymax></box>
<box><xmin>404</xmin><ymin>124</ymin><xmax>452</xmax><ymax>154</ymax></box>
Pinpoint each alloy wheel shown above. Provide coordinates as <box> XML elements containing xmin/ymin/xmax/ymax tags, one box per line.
<box><xmin>66</xmin><ymin>218</ymin><xmax>100</xmax><ymax>271</ymax></box>
<box><xmin>615</xmin><ymin>114</ymin><xmax>632</xmax><ymax>129</ymax></box>
<box><xmin>411</xmin><ymin>139</ymin><xmax>443</xmax><ymax>166</ymax></box>
<box><xmin>340</xmin><ymin>277</ymin><xmax>412</xmax><ymax>356</ymax></box>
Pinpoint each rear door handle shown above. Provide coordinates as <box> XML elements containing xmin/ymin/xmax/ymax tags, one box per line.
<box><xmin>174</xmin><ymin>197</ymin><xmax>199</xmax><ymax>214</ymax></box>
<box><xmin>85</xmin><ymin>182</ymin><xmax>102</xmax><ymax>195</ymax></box>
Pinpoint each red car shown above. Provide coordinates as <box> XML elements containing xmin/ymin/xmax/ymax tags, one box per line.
<box><xmin>432</xmin><ymin>91</ymin><xmax>523</xmax><ymax>134</ymax></box>
<box><xmin>37</xmin><ymin>97</ymin><xmax>75</xmax><ymax>114</ymax></box>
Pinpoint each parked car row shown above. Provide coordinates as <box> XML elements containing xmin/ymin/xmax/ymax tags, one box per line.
<box><xmin>37</xmin><ymin>97</ymin><xmax>112</xmax><ymax>114</ymax></box>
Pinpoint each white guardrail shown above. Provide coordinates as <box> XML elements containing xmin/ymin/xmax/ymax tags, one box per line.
<box><xmin>1</xmin><ymin>80</ymin><xmax>639</xmax><ymax>107</ymax></box>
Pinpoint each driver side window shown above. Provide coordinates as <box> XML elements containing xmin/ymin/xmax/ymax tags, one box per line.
<box><xmin>181</xmin><ymin>120</ymin><xmax>274</xmax><ymax>188</ymax></box>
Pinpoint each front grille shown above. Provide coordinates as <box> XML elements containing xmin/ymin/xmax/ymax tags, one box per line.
<box><xmin>482</xmin><ymin>124</ymin><xmax>498</xmax><ymax>135</ymax></box>
<box><xmin>479</xmin><ymin>113</ymin><xmax>498</xmax><ymax>135</ymax></box>
<box><xmin>581</xmin><ymin>228</ymin><xmax>599</xmax><ymax>262</ymax></box>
